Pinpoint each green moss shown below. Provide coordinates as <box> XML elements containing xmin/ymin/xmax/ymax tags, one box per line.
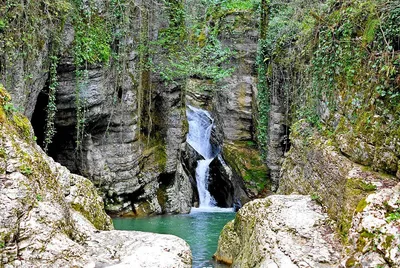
<box><xmin>20</xmin><ymin>164</ymin><xmax>33</xmax><ymax>176</ymax></box>
<box><xmin>133</xmin><ymin>201</ymin><xmax>154</xmax><ymax>217</ymax></box>
<box><xmin>345</xmin><ymin>256</ymin><xmax>357</xmax><ymax>267</ymax></box>
<box><xmin>71</xmin><ymin>199</ymin><xmax>107</xmax><ymax>230</ymax></box>
<box><xmin>384</xmin><ymin>234</ymin><xmax>395</xmax><ymax>249</ymax></box>
<box><xmin>336</xmin><ymin>178</ymin><xmax>377</xmax><ymax>241</ymax></box>
<box><xmin>386</xmin><ymin>211</ymin><xmax>400</xmax><ymax>222</ymax></box>
<box><xmin>141</xmin><ymin>134</ymin><xmax>167</xmax><ymax>173</ymax></box>
<box><xmin>360</xmin><ymin>230</ymin><xmax>375</xmax><ymax>239</ymax></box>
<box><xmin>355</xmin><ymin>199</ymin><xmax>368</xmax><ymax>213</ymax></box>
<box><xmin>0</xmin><ymin>148</ymin><xmax>5</xmax><ymax>159</ymax></box>
<box><xmin>12</xmin><ymin>114</ymin><xmax>31</xmax><ymax>140</ymax></box>
<box><xmin>198</xmin><ymin>30</ymin><xmax>207</xmax><ymax>47</ymax></box>
<box><xmin>156</xmin><ymin>185</ymin><xmax>167</xmax><ymax>209</ymax></box>
<box><xmin>223</xmin><ymin>141</ymin><xmax>270</xmax><ymax>195</ymax></box>
<box><xmin>360</xmin><ymin>182</ymin><xmax>377</xmax><ymax>192</ymax></box>
<box><xmin>311</xmin><ymin>193</ymin><xmax>323</xmax><ymax>205</ymax></box>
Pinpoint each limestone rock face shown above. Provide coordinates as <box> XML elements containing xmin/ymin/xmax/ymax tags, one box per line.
<box><xmin>279</xmin><ymin>120</ymin><xmax>398</xmax><ymax>236</ymax></box>
<box><xmin>213</xmin><ymin>10</ymin><xmax>270</xmax><ymax>200</ymax></box>
<box><xmin>34</xmin><ymin>2</ymin><xmax>189</xmax><ymax>216</ymax></box>
<box><xmin>0</xmin><ymin>89</ymin><xmax>192</xmax><ymax>267</ymax></box>
<box><xmin>278</xmin><ymin>120</ymin><xmax>400</xmax><ymax>267</ymax></box>
<box><xmin>214</xmin><ymin>195</ymin><xmax>342</xmax><ymax>267</ymax></box>
<box><xmin>344</xmin><ymin>183</ymin><xmax>400</xmax><ymax>267</ymax></box>
<box><xmin>335</xmin><ymin>115</ymin><xmax>400</xmax><ymax>178</ymax></box>
<box><xmin>213</xmin><ymin>11</ymin><xmax>259</xmax><ymax>144</ymax></box>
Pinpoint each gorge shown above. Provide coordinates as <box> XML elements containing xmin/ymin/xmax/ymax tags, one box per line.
<box><xmin>1</xmin><ymin>0</ymin><xmax>400</xmax><ymax>267</ymax></box>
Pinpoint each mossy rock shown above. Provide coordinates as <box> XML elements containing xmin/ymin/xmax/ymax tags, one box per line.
<box><xmin>223</xmin><ymin>141</ymin><xmax>270</xmax><ymax>195</ymax></box>
<box><xmin>70</xmin><ymin>176</ymin><xmax>113</xmax><ymax>230</ymax></box>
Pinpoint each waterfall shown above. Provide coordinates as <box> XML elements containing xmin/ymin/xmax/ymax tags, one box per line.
<box><xmin>186</xmin><ymin>105</ymin><xmax>217</xmax><ymax>208</ymax></box>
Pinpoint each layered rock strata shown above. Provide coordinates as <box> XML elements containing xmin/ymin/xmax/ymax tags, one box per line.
<box><xmin>0</xmin><ymin>87</ymin><xmax>192</xmax><ymax>267</ymax></box>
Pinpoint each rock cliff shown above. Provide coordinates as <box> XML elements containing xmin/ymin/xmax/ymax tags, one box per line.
<box><xmin>279</xmin><ymin>121</ymin><xmax>400</xmax><ymax>267</ymax></box>
<box><xmin>215</xmin><ymin>0</ymin><xmax>400</xmax><ymax>267</ymax></box>
<box><xmin>0</xmin><ymin>0</ymin><xmax>192</xmax><ymax>216</ymax></box>
<box><xmin>0</xmin><ymin>86</ymin><xmax>191</xmax><ymax>267</ymax></box>
<box><xmin>0</xmin><ymin>0</ymin><xmax>268</xmax><ymax>216</ymax></box>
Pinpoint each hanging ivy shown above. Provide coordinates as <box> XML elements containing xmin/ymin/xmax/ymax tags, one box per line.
<box><xmin>43</xmin><ymin>56</ymin><xmax>59</xmax><ymax>152</ymax></box>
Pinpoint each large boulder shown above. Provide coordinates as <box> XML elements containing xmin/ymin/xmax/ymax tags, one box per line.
<box><xmin>214</xmin><ymin>195</ymin><xmax>342</xmax><ymax>267</ymax></box>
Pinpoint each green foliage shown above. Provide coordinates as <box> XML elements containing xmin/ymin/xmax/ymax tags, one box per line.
<box><xmin>71</xmin><ymin>0</ymin><xmax>112</xmax><ymax>66</ymax></box>
<box><xmin>363</xmin><ymin>18</ymin><xmax>379</xmax><ymax>45</ymax></box>
<box><xmin>0</xmin><ymin>0</ymin><xmax>71</xmax><ymax>61</ymax></box>
<box><xmin>311</xmin><ymin>193</ymin><xmax>322</xmax><ymax>205</ymax></box>
<box><xmin>257</xmin><ymin>0</ymin><xmax>400</xmax><ymax>163</ymax></box>
<box><xmin>20</xmin><ymin>164</ymin><xmax>33</xmax><ymax>175</ymax></box>
<box><xmin>203</xmin><ymin>0</ymin><xmax>258</xmax><ymax>11</ymax></box>
<box><xmin>153</xmin><ymin>36</ymin><xmax>234</xmax><ymax>83</ymax></box>
<box><xmin>150</xmin><ymin>0</ymin><xmax>235</xmax><ymax>84</ymax></box>
<box><xmin>36</xmin><ymin>194</ymin><xmax>43</xmax><ymax>202</ymax></box>
<box><xmin>356</xmin><ymin>199</ymin><xmax>368</xmax><ymax>213</ymax></box>
<box><xmin>360</xmin><ymin>182</ymin><xmax>377</xmax><ymax>192</ymax></box>
<box><xmin>0</xmin><ymin>0</ymin><xmax>128</xmax><ymax>151</ymax></box>
<box><xmin>386</xmin><ymin>211</ymin><xmax>400</xmax><ymax>222</ymax></box>
<box><xmin>70</xmin><ymin>0</ymin><xmax>116</xmax><ymax>151</ymax></box>
<box><xmin>3</xmin><ymin>102</ymin><xmax>18</xmax><ymax>116</ymax></box>
<box><xmin>74</xmin><ymin>69</ymin><xmax>89</xmax><ymax>152</ymax></box>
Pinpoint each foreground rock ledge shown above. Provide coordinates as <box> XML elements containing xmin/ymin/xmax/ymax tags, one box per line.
<box><xmin>214</xmin><ymin>195</ymin><xmax>342</xmax><ymax>267</ymax></box>
<box><xmin>80</xmin><ymin>216</ymin><xmax>192</xmax><ymax>268</ymax></box>
<box><xmin>0</xmin><ymin>87</ymin><xmax>191</xmax><ymax>267</ymax></box>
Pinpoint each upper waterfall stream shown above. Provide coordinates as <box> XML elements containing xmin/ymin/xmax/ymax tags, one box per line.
<box><xmin>186</xmin><ymin>105</ymin><xmax>218</xmax><ymax>208</ymax></box>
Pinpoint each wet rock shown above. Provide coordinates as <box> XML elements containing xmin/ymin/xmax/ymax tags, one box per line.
<box><xmin>222</xmin><ymin>142</ymin><xmax>269</xmax><ymax>199</ymax></box>
<box><xmin>163</xmin><ymin>162</ymin><xmax>194</xmax><ymax>214</ymax></box>
<box><xmin>209</xmin><ymin>155</ymin><xmax>250</xmax><ymax>208</ymax></box>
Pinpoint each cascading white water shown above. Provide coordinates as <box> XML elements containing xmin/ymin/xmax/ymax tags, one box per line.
<box><xmin>186</xmin><ymin>105</ymin><xmax>217</xmax><ymax>208</ymax></box>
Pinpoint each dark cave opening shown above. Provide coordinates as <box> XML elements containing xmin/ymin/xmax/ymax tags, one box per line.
<box><xmin>281</xmin><ymin>124</ymin><xmax>291</xmax><ymax>154</ymax></box>
<box><xmin>49</xmin><ymin>125</ymin><xmax>78</xmax><ymax>173</ymax></box>
<box><xmin>31</xmin><ymin>83</ymin><xmax>78</xmax><ymax>173</ymax></box>
<box><xmin>31</xmin><ymin>88</ymin><xmax>49</xmax><ymax>150</ymax></box>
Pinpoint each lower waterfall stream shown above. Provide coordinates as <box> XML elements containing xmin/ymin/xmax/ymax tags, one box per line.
<box><xmin>186</xmin><ymin>105</ymin><xmax>218</xmax><ymax>208</ymax></box>
<box><xmin>114</xmin><ymin>105</ymin><xmax>235</xmax><ymax>267</ymax></box>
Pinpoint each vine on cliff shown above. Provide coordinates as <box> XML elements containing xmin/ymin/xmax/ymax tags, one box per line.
<box><xmin>256</xmin><ymin>0</ymin><xmax>270</xmax><ymax>158</ymax></box>
<box><xmin>71</xmin><ymin>0</ymin><xmax>114</xmax><ymax>152</ymax></box>
<box><xmin>43</xmin><ymin>56</ymin><xmax>59</xmax><ymax>152</ymax></box>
